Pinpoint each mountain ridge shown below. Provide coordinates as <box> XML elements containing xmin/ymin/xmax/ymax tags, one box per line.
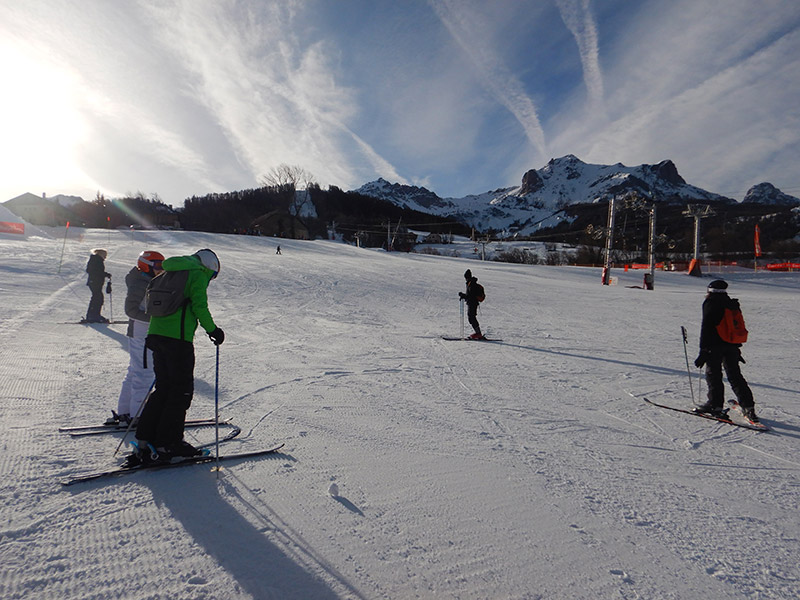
<box><xmin>355</xmin><ymin>155</ymin><xmax>799</xmax><ymax>236</ymax></box>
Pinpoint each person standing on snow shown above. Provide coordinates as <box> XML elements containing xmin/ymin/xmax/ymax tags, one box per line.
<box><xmin>126</xmin><ymin>249</ymin><xmax>225</xmax><ymax>465</ymax></box>
<box><xmin>694</xmin><ymin>279</ymin><xmax>759</xmax><ymax>422</ymax></box>
<box><xmin>459</xmin><ymin>269</ymin><xmax>486</xmax><ymax>340</ymax></box>
<box><xmin>107</xmin><ymin>251</ymin><xmax>165</xmax><ymax>426</ymax></box>
<box><xmin>83</xmin><ymin>248</ymin><xmax>111</xmax><ymax>323</ymax></box>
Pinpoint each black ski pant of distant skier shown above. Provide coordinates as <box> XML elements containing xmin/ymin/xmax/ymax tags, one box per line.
<box><xmin>704</xmin><ymin>345</ymin><xmax>754</xmax><ymax>410</ymax></box>
<box><xmin>86</xmin><ymin>280</ymin><xmax>104</xmax><ymax>320</ymax></box>
<box><xmin>136</xmin><ymin>335</ymin><xmax>195</xmax><ymax>449</ymax></box>
<box><xmin>467</xmin><ymin>302</ymin><xmax>481</xmax><ymax>335</ymax></box>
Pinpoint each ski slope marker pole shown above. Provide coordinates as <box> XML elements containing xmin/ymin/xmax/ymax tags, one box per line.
<box><xmin>681</xmin><ymin>326</ymin><xmax>696</xmax><ymax>405</ymax></box>
<box><xmin>57</xmin><ymin>221</ymin><xmax>70</xmax><ymax>273</ymax></box>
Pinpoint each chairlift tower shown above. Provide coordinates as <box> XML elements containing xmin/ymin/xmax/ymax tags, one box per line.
<box><xmin>682</xmin><ymin>204</ymin><xmax>715</xmax><ymax>261</ymax></box>
<box><xmin>601</xmin><ymin>197</ymin><xmax>617</xmax><ymax>284</ymax></box>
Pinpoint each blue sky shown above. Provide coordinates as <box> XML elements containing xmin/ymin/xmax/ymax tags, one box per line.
<box><xmin>1</xmin><ymin>0</ymin><xmax>799</xmax><ymax>206</ymax></box>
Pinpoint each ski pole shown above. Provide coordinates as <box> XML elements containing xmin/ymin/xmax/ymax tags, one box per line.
<box><xmin>113</xmin><ymin>379</ymin><xmax>155</xmax><ymax>456</ymax></box>
<box><xmin>215</xmin><ymin>344</ymin><xmax>220</xmax><ymax>478</ymax></box>
<box><xmin>460</xmin><ymin>299</ymin><xmax>465</xmax><ymax>340</ymax></box>
<box><xmin>681</xmin><ymin>326</ymin><xmax>696</xmax><ymax>405</ymax></box>
<box><xmin>106</xmin><ymin>277</ymin><xmax>113</xmax><ymax>322</ymax></box>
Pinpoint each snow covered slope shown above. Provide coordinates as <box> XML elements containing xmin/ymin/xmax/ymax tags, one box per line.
<box><xmin>1</xmin><ymin>228</ymin><xmax>800</xmax><ymax>599</ymax></box>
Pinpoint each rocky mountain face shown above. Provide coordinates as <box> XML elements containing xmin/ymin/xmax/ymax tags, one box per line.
<box><xmin>743</xmin><ymin>182</ymin><xmax>800</xmax><ymax>206</ymax></box>
<box><xmin>355</xmin><ymin>155</ymin><xmax>795</xmax><ymax>236</ymax></box>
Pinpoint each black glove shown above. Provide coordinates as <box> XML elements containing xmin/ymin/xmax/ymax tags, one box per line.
<box><xmin>105</xmin><ymin>281</ymin><xmax>112</xmax><ymax>294</ymax></box>
<box><xmin>208</xmin><ymin>327</ymin><xmax>225</xmax><ymax>346</ymax></box>
<box><xmin>458</xmin><ymin>292</ymin><xmax>466</xmax><ymax>300</ymax></box>
<box><xmin>738</xmin><ymin>351</ymin><xmax>746</xmax><ymax>364</ymax></box>
<box><xmin>694</xmin><ymin>350</ymin><xmax>709</xmax><ymax>368</ymax></box>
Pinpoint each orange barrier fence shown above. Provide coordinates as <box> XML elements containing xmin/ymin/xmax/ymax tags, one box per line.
<box><xmin>765</xmin><ymin>263</ymin><xmax>800</xmax><ymax>271</ymax></box>
<box><xmin>0</xmin><ymin>221</ymin><xmax>24</xmax><ymax>234</ymax></box>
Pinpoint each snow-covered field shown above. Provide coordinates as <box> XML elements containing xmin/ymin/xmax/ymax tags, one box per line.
<box><xmin>1</xmin><ymin>227</ymin><xmax>799</xmax><ymax>600</ymax></box>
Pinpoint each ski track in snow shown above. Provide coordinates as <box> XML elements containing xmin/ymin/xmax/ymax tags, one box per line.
<box><xmin>1</xmin><ymin>228</ymin><xmax>800</xmax><ymax>599</ymax></box>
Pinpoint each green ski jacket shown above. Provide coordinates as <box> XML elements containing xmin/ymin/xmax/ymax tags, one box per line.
<box><xmin>147</xmin><ymin>255</ymin><xmax>217</xmax><ymax>342</ymax></box>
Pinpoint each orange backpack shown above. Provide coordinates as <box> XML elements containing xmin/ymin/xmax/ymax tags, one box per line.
<box><xmin>716</xmin><ymin>300</ymin><xmax>748</xmax><ymax>344</ymax></box>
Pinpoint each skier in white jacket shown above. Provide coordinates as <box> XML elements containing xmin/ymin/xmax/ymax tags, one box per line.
<box><xmin>107</xmin><ymin>251</ymin><xmax>164</xmax><ymax>425</ymax></box>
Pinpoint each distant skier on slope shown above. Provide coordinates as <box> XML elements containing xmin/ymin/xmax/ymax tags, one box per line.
<box><xmin>693</xmin><ymin>279</ymin><xmax>759</xmax><ymax>422</ymax></box>
<box><xmin>125</xmin><ymin>249</ymin><xmax>225</xmax><ymax>466</ymax></box>
<box><xmin>107</xmin><ymin>250</ymin><xmax>164</xmax><ymax>426</ymax></box>
<box><xmin>83</xmin><ymin>248</ymin><xmax>111</xmax><ymax>323</ymax></box>
<box><xmin>459</xmin><ymin>269</ymin><xmax>486</xmax><ymax>340</ymax></box>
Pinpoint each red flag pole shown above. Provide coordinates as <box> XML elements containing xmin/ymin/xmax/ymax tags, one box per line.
<box><xmin>754</xmin><ymin>224</ymin><xmax>761</xmax><ymax>272</ymax></box>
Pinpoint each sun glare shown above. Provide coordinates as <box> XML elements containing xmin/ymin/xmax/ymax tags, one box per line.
<box><xmin>0</xmin><ymin>42</ymin><xmax>90</xmax><ymax>194</ymax></box>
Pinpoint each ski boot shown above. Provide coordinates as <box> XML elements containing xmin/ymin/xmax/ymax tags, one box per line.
<box><xmin>122</xmin><ymin>440</ymin><xmax>163</xmax><ymax>468</ymax></box>
<box><xmin>693</xmin><ymin>402</ymin><xmax>729</xmax><ymax>419</ymax></box>
<box><xmin>740</xmin><ymin>405</ymin><xmax>760</xmax><ymax>423</ymax></box>
<box><xmin>157</xmin><ymin>440</ymin><xmax>209</xmax><ymax>461</ymax></box>
<box><xmin>104</xmin><ymin>411</ymin><xmax>121</xmax><ymax>426</ymax></box>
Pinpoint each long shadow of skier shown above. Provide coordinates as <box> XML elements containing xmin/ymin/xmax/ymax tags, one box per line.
<box><xmin>81</xmin><ymin>321</ymin><xmax>129</xmax><ymax>350</ymax></box>
<box><xmin>146</xmin><ymin>454</ymin><xmax>364</xmax><ymax>600</ymax></box>
<box><xmin>496</xmin><ymin>342</ymin><xmax>800</xmax><ymax>396</ymax></box>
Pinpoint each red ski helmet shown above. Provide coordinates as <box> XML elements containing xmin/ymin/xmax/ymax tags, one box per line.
<box><xmin>137</xmin><ymin>250</ymin><xmax>165</xmax><ymax>274</ymax></box>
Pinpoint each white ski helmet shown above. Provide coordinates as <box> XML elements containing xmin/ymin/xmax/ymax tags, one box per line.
<box><xmin>194</xmin><ymin>248</ymin><xmax>220</xmax><ymax>279</ymax></box>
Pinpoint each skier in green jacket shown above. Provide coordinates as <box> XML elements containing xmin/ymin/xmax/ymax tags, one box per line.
<box><xmin>127</xmin><ymin>249</ymin><xmax>225</xmax><ymax>466</ymax></box>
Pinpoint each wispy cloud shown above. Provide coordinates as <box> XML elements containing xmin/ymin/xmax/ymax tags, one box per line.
<box><xmin>556</xmin><ymin>1</ymin><xmax>800</xmax><ymax>197</ymax></box>
<box><xmin>555</xmin><ymin>0</ymin><xmax>604</xmax><ymax>115</ymax></box>
<box><xmin>1</xmin><ymin>0</ymin><xmax>798</xmax><ymax>204</ymax></box>
<box><xmin>429</xmin><ymin>0</ymin><xmax>547</xmax><ymax>157</ymax></box>
<box><xmin>139</xmin><ymin>0</ymin><xmax>402</xmax><ymax>191</ymax></box>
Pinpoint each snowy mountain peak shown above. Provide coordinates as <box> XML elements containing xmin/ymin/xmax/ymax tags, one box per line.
<box><xmin>742</xmin><ymin>182</ymin><xmax>800</xmax><ymax>206</ymax></box>
<box><xmin>355</xmin><ymin>179</ymin><xmax>449</xmax><ymax>212</ymax></box>
<box><xmin>352</xmin><ymin>155</ymin><xmax>733</xmax><ymax>236</ymax></box>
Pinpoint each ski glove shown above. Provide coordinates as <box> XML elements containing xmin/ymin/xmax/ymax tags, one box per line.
<box><xmin>738</xmin><ymin>351</ymin><xmax>746</xmax><ymax>364</ymax></box>
<box><xmin>208</xmin><ymin>327</ymin><xmax>225</xmax><ymax>346</ymax></box>
<box><xmin>694</xmin><ymin>350</ymin><xmax>710</xmax><ymax>368</ymax></box>
<box><xmin>458</xmin><ymin>292</ymin><xmax>466</xmax><ymax>300</ymax></box>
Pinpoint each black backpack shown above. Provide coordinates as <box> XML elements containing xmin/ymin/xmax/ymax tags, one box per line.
<box><xmin>145</xmin><ymin>270</ymin><xmax>190</xmax><ymax>317</ymax></box>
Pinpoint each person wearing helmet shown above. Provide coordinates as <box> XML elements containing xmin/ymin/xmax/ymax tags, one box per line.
<box><xmin>82</xmin><ymin>248</ymin><xmax>111</xmax><ymax>323</ymax></box>
<box><xmin>127</xmin><ymin>249</ymin><xmax>224</xmax><ymax>465</ymax></box>
<box><xmin>693</xmin><ymin>279</ymin><xmax>758</xmax><ymax>422</ymax></box>
<box><xmin>107</xmin><ymin>251</ymin><xmax>165</xmax><ymax>426</ymax></box>
<box><xmin>458</xmin><ymin>269</ymin><xmax>486</xmax><ymax>340</ymax></box>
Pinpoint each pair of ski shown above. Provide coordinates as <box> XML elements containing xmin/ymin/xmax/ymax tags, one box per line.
<box><xmin>60</xmin><ymin>417</ymin><xmax>284</xmax><ymax>486</ymax></box>
<box><xmin>441</xmin><ymin>336</ymin><xmax>502</xmax><ymax>342</ymax></box>
<box><xmin>59</xmin><ymin>418</ymin><xmax>227</xmax><ymax>437</ymax></box>
<box><xmin>637</xmin><ymin>395</ymin><xmax>768</xmax><ymax>432</ymax></box>
<box><xmin>62</xmin><ymin>443</ymin><xmax>286</xmax><ymax>486</ymax></box>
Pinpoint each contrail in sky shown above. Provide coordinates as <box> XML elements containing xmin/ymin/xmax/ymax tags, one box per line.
<box><xmin>556</xmin><ymin>0</ymin><xmax>605</xmax><ymax>112</ymax></box>
<box><xmin>430</xmin><ymin>0</ymin><xmax>547</xmax><ymax>156</ymax></box>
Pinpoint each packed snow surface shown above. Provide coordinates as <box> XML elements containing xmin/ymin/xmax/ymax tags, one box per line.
<box><xmin>1</xmin><ymin>228</ymin><xmax>800</xmax><ymax>600</ymax></box>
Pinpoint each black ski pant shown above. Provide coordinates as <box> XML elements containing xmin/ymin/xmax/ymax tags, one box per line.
<box><xmin>136</xmin><ymin>334</ymin><xmax>195</xmax><ymax>448</ymax></box>
<box><xmin>704</xmin><ymin>345</ymin><xmax>754</xmax><ymax>409</ymax></box>
<box><xmin>466</xmin><ymin>301</ymin><xmax>481</xmax><ymax>335</ymax></box>
<box><xmin>86</xmin><ymin>280</ymin><xmax>104</xmax><ymax>320</ymax></box>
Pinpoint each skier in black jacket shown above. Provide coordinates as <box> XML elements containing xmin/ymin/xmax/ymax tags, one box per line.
<box><xmin>459</xmin><ymin>269</ymin><xmax>485</xmax><ymax>340</ymax></box>
<box><xmin>694</xmin><ymin>279</ymin><xmax>758</xmax><ymax>422</ymax></box>
<box><xmin>83</xmin><ymin>248</ymin><xmax>111</xmax><ymax>323</ymax></box>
